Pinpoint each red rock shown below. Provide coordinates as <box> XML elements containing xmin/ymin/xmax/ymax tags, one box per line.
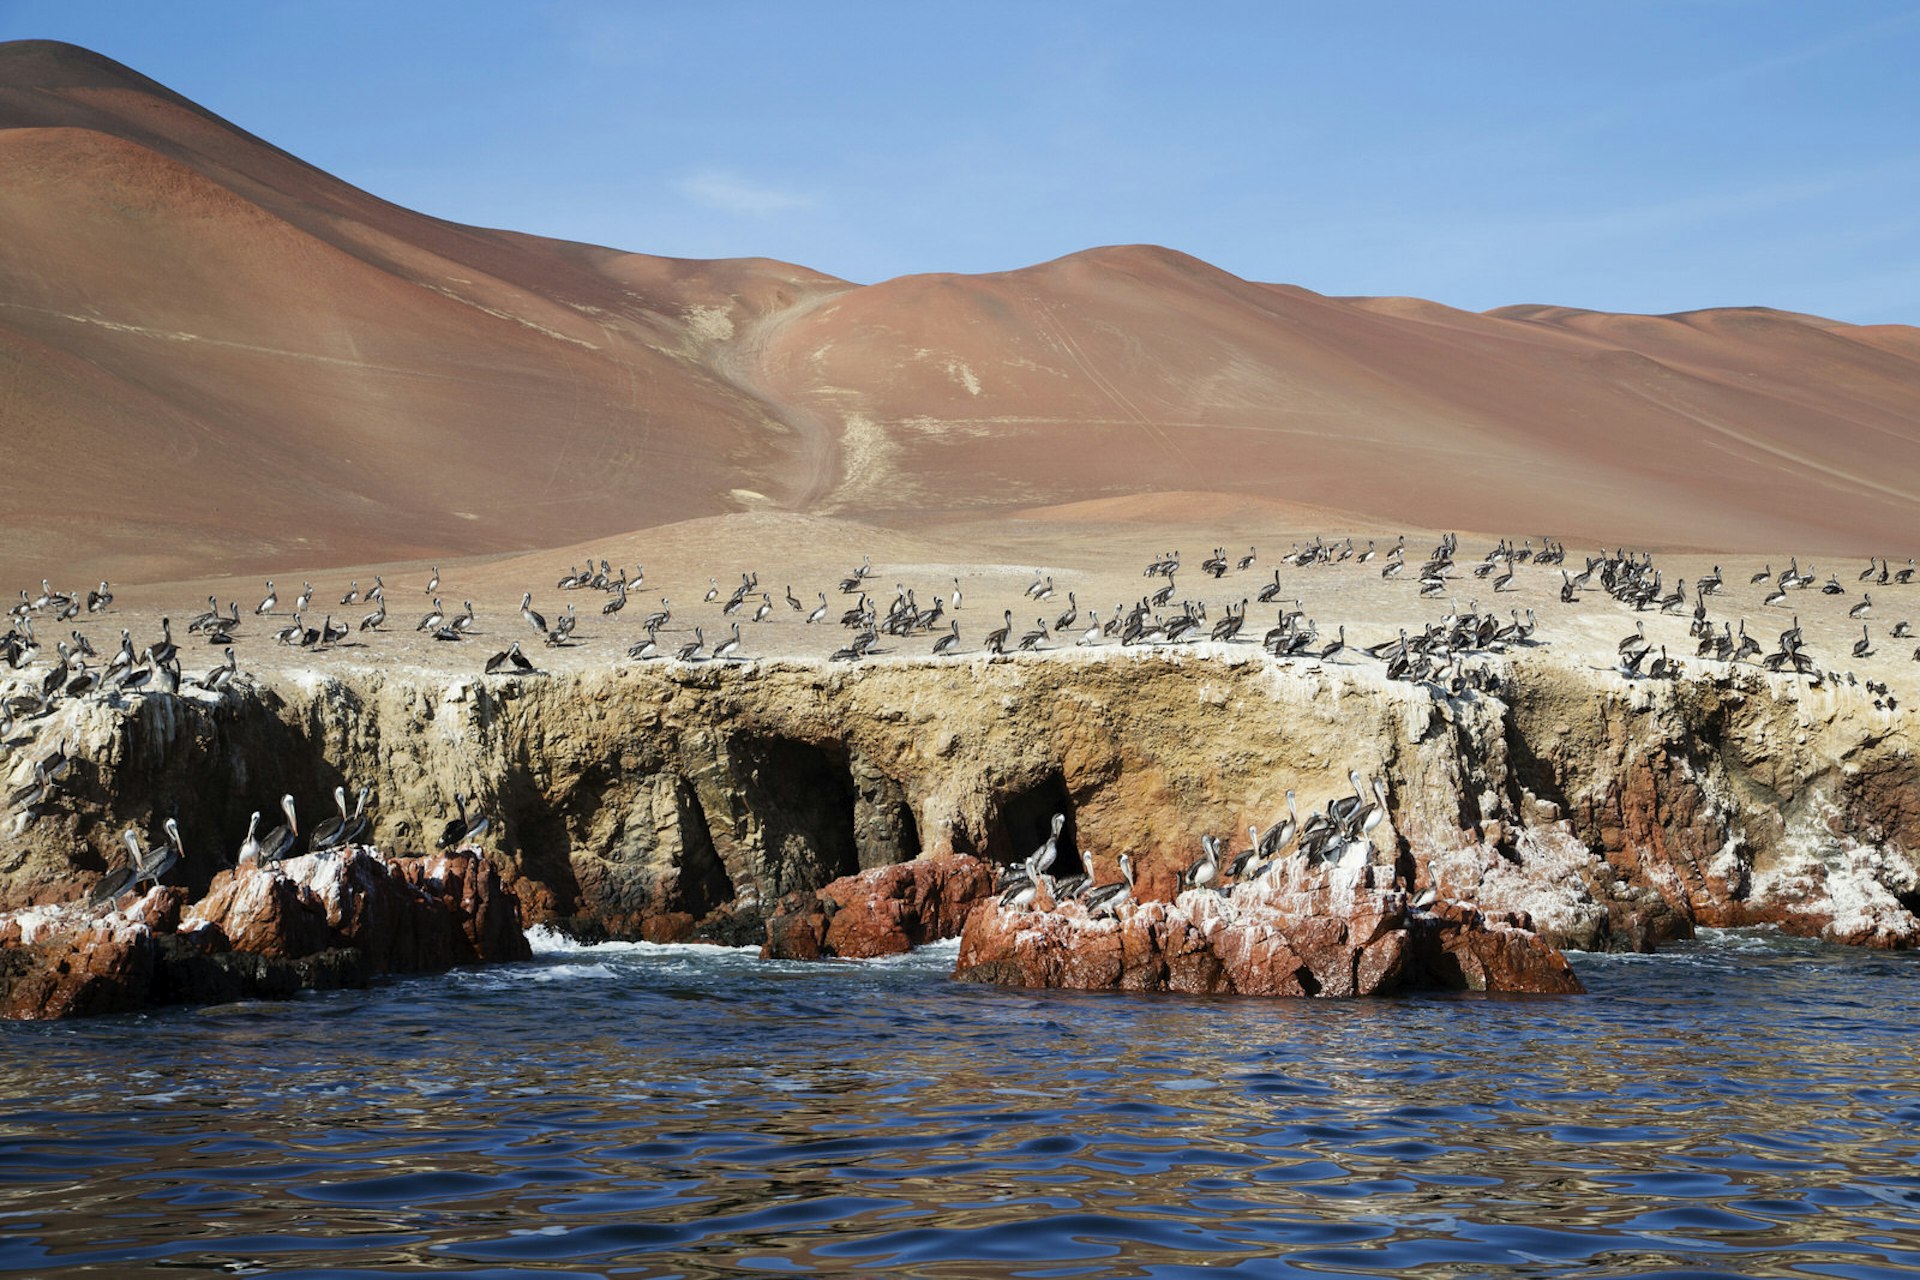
<box><xmin>192</xmin><ymin>865</ymin><xmax>331</xmax><ymax>959</ymax></box>
<box><xmin>955</xmin><ymin>862</ymin><xmax>1585</xmax><ymax>998</ymax></box>
<box><xmin>391</xmin><ymin>851</ymin><xmax>532</xmax><ymax>964</ymax></box>
<box><xmin>764</xmin><ymin>854</ymin><xmax>997</xmax><ymax>960</ymax></box>
<box><xmin>1</xmin><ymin>846</ymin><xmax>532</xmax><ymax>1019</ymax></box>
<box><xmin>1408</xmin><ymin>901</ymin><xmax>1584</xmax><ymax>994</ymax></box>
<box><xmin>765</xmin><ymin>895</ymin><xmax>827</xmax><ymax>961</ymax></box>
<box><xmin>0</xmin><ymin>915</ymin><xmax>155</xmax><ymax>1020</ymax></box>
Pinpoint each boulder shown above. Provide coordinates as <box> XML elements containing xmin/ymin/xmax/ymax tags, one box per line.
<box><xmin>391</xmin><ymin>849</ymin><xmax>532</xmax><ymax>965</ymax></box>
<box><xmin>763</xmin><ymin>854</ymin><xmax>998</xmax><ymax>960</ymax></box>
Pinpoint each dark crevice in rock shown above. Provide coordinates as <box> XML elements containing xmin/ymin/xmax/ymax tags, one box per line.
<box><xmin>671</xmin><ymin>777</ymin><xmax>732</xmax><ymax>919</ymax></box>
<box><xmin>850</xmin><ymin>751</ymin><xmax>923</xmax><ymax>870</ymax></box>
<box><xmin>733</xmin><ymin>735</ymin><xmax>859</xmax><ymax>897</ymax></box>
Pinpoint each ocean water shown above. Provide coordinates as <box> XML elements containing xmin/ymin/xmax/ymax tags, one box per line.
<box><xmin>2</xmin><ymin>928</ymin><xmax>1918</xmax><ymax>1278</ymax></box>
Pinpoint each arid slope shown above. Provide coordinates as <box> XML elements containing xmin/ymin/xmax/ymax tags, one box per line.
<box><xmin>0</xmin><ymin>40</ymin><xmax>846</xmax><ymax>580</ymax></box>
<box><xmin>3</xmin><ymin>40</ymin><xmax>1919</xmax><ymax>588</ymax></box>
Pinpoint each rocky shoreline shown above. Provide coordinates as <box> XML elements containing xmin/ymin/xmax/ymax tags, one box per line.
<box><xmin>0</xmin><ymin>847</ymin><xmax>527</xmax><ymax>1019</ymax></box>
<box><xmin>2</xmin><ymin>646</ymin><xmax>1915</xmax><ymax>1016</ymax></box>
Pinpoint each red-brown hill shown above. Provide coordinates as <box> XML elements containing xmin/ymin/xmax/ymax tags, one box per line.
<box><xmin>3</xmin><ymin>40</ymin><xmax>1917</xmax><ymax>585</ymax></box>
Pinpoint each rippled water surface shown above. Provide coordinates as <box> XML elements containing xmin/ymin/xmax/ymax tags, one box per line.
<box><xmin>4</xmin><ymin>929</ymin><xmax>1919</xmax><ymax>1278</ymax></box>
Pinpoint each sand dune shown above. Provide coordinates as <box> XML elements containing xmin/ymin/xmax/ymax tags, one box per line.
<box><xmin>2</xmin><ymin>40</ymin><xmax>1918</xmax><ymax>588</ymax></box>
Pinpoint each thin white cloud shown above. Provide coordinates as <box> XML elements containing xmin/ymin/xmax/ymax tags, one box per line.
<box><xmin>675</xmin><ymin>169</ymin><xmax>815</xmax><ymax>217</ymax></box>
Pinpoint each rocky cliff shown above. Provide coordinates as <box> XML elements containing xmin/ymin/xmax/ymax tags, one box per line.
<box><xmin>3</xmin><ymin>647</ymin><xmax>1915</xmax><ymax>960</ymax></box>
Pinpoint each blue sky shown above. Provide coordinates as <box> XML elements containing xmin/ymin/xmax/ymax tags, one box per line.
<box><xmin>4</xmin><ymin>1</ymin><xmax>1918</xmax><ymax>322</ymax></box>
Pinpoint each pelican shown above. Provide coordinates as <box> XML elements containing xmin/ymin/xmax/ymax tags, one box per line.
<box><xmin>999</xmin><ymin>873</ymin><xmax>1040</xmax><ymax>910</ymax></box>
<box><xmin>119</xmin><ymin>651</ymin><xmax>154</xmax><ymax>693</ymax></box>
<box><xmin>1346</xmin><ymin>777</ymin><xmax>1390</xmax><ymax>840</ymax></box>
<box><xmin>149</xmin><ymin>618</ymin><xmax>177</xmax><ymax>668</ymax></box>
<box><xmin>933</xmin><ymin>619</ymin><xmax>960</xmax><ymax>655</ymax></box>
<box><xmin>308</xmin><ymin>785</ymin><xmax>353</xmax><ymax>851</ymax></box>
<box><xmin>806</xmin><ymin>592</ymin><xmax>828</xmax><ymax>625</ymax></box>
<box><xmin>106</xmin><ymin>629</ymin><xmax>135</xmax><ymax>677</ymax></box>
<box><xmin>1256</xmin><ymin>790</ymin><xmax>1300</xmax><ymax>860</ymax></box>
<box><xmin>714</xmin><ymin>623</ymin><xmax>743</xmax><ymax>661</ymax></box>
<box><xmin>984</xmin><ymin>609</ymin><xmax>1013</xmax><ymax>655</ymax></box>
<box><xmin>1850</xmin><ymin>594</ymin><xmax>1872</xmax><ymax>620</ymax></box>
<box><xmin>1083</xmin><ymin>854</ymin><xmax>1135</xmax><ymax>916</ymax></box>
<box><xmin>417</xmin><ymin>598</ymin><xmax>447</xmax><ymax>631</ymax></box>
<box><xmin>258</xmin><ymin>794</ymin><xmax>299</xmax><ymax>864</ymax></box>
<box><xmin>237</xmin><ymin>811</ymin><xmax>263</xmax><ymax>866</ymax></box>
<box><xmin>1226</xmin><ymin>832</ymin><xmax>1267</xmax><ymax>882</ymax></box>
<box><xmin>64</xmin><ymin>661</ymin><xmax>97</xmax><ymax>699</ymax></box>
<box><xmin>360</xmin><ymin>600</ymin><xmax>387</xmax><ymax>631</ymax></box>
<box><xmin>1030</xmin><ymin>814</ymin><xmax>1065</xmax><ymax>877</ymax></box>
<box><xmin>341</xmin><ymin>581</ymin><xmax>361</xmax><ymax>605</ymax></box>
<box><xmin>1182</xmin><ymin>835</ymin><xmax>1221</xmax><ymax>892</ymax></box>
<box><xmin>8</xmin><ymin>760</ymin><xmax>54</xmax><ymax>811</ymax></box>
<box><xmin>438</xmin><ymin>792</ymin><xmax>490</xmax><ymax>849</ymax></box>
<box><xmin>521</xmin><ymin>592</ymin><xmax>548</xmax><ymax>636</ymax></box>
<box><xmin>425</xmin><ymin>565</ymin><xmax>440</xmax><ymax>595</ymax></box>
<box><xmin>485</xmin><ymin>641</ymin><xmax>533</xmax><ymax>674</ymax></box>
<box><xmin>1328</xmin><ymin>770</ymin><xmax>1372</xmax><ymax>830</ymax></box>
<box><xmin>627</xmin><ymin>625</ymin><xmax>662</xmax><ymax>660</ymax></box>
<box><xmin>676</xmin><ymin>626</ymin><xmax>706</xmax><ymax>662</ymax></box>
<box><xmin>93</xmin><ymin>821</ymin><xmax>182</xmax><ymax>904</ymax></box>
<box><xmin>255</xmin><ymin>581</ymin><xmax>277</xmax><ymax>615</ymax></box>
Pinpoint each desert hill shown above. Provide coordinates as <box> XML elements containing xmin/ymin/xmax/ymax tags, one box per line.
<box><xmin>2</xmin><ymin>40</ymin><xmax>1918</xmax><ymax>586</ymax></box>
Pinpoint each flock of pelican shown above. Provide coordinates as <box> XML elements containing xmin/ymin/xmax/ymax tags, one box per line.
<box><xmin>994</xmin><ymin>769</ymin><xmax>1400</xmax><ymax>924</ymax></box>
<box><xmin>3</xmin><ymin>531</ymin><xmax>1913</xmax><ymax>907</ymax></box>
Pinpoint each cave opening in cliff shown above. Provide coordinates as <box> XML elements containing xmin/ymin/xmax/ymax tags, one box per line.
<box><xmin>985</xmin><ymin>772</ymin><xmax>1083</xmax><ymax>878</ymax></box>
<box><xmin>735</xmin><ymin>735</ymin><xmax>860</xmax><ymax>895</ymax></box>
<box><xmin>672</xmin><ymin>779</ymin><xmax>734</xmax><ymax>918</ymax></box>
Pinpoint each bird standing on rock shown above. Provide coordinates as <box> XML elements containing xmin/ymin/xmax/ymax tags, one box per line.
<box><xmin>1182</xmin><ymin>836</ymin><xmax>1221</xmax><ymax>892</ymax></box>
<box><xmin>438</xmin><ymin>792</ymin><xmax>491</xmax><ymax>849</ymax></box>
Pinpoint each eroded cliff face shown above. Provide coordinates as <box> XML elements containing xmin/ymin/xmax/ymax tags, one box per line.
<box><xmin>3</xmin><ymin>649</ymin><xmax>1914</xmax><ymax>952</ymax></box>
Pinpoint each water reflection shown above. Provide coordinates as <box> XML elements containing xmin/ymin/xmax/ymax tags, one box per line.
<box><xmin>2</xmin><ymin>930</ymin><xmax>1918</xmax><ymax>1276</ymax></box>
